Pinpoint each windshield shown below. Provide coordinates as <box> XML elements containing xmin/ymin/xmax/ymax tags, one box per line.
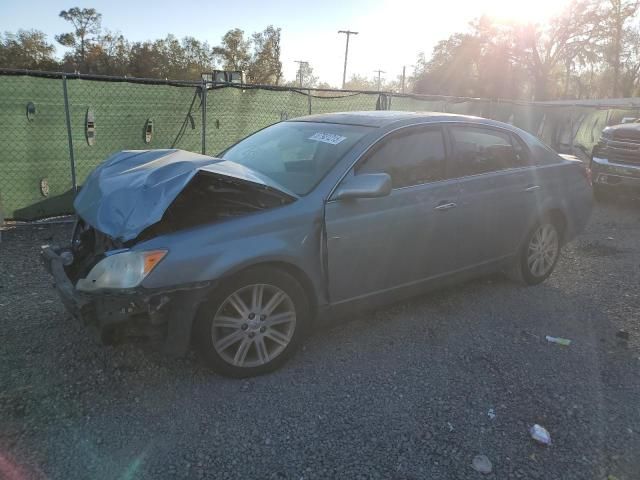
<box><xmin>221</xmin><ymin>121</ymin><xmax>372</xmax><ymax>195</ymax></box>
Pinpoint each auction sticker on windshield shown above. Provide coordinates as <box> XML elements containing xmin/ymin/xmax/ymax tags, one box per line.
<box><xmin>308</xmin><ymin>132</ymin><xmax>347</xmax><ymax>145</ymax></box>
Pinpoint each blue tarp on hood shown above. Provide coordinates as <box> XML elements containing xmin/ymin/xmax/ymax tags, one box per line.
<box><xmin>74</xmin><ymin>149</ymin><xmax>294</xmax><ymax>242</ymax></box>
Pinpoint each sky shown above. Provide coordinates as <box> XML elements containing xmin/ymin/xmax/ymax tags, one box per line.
<box><xmin>1</xmin><ymin>0</ymin><xmax>570</xmax><ymax>86</ymax></box>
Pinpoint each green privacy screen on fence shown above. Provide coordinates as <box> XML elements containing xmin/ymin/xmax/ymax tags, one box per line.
<box><xmin>1</xmin><ymin>71</ymin><xmax>640</xmax><ymax>220</ymax></box>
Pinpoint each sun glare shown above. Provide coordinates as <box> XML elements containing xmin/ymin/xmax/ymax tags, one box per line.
<box><xmin>345</xmin><ymin>0</ymin><xmax>572</xmax><ymax>86</ymax></box>
<box><xmin>396</xmin><ymin>0</ymin><xmax>569</xmax><ymax>24</ymax></box>
<box><xmin>482</xmin><ymin>0</ymin><xmax>567</xmax><ymax>23</ymax></box>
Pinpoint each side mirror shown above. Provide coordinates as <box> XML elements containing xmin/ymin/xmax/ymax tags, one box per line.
<box><xmin>332</xmin><ymin>173</ymin><xmax>392</xmax><ymax>201</ymax></box>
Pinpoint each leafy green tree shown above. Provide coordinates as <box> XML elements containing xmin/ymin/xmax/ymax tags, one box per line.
<box><xmin>618</xmin><ymin>25</ymin><xmax>640</xmax><ymax>96</ymax></box>
<box><xmin>283</xmin><ymin>62</ymin><xmax>318</xmax><ymax>87</ymax></box>
<box><xmin>181</xmin><ymin>36</ymin><xmax>214</xmax><ymax>78</ymax></box>
<box><xmin>72</xmin><ymin>31</ymin><xmax>130</xmax><ymax>75</ymax></box>
<box><xmin>125</xmin><ymin>35</ymin><xmax>213</xmax><ymax>80</ymax></box>
<box><xmin>0</xmin><ymin>30</ymin><xmax>59</xmax><ymax>70</ymax></box>
<box><xmin>127</xmin><ymin>40</ymin><xmax>162</xmax><ymax>78</ymax></box>
<box><xmin>212</xmin><ymin>28</ymin><xmax>251</xmax><ymax>71</ymax></box>
<box><xmin>343</xmin><ymin>74</ymin><xmax>377</xmax><ymax>91</ymax></box>
<box><xmin>600</xmin><ymin>0</ymin><xmax>639</xmax><ymax>96</ymax></box>
<box><xmin>512</xmin><ymin>0</ymin><xmax>602</xmax><ymax>100</ymax></box>
<box><xmin>412</xmin><ymin>1</ymin><xmax>604</xmax><ymax>100</ymax></box>
<box><xmin>55</xmin><ymin>7</ymin><xmax>102</xmax><ymax>71</ymax></box>
<box><xmin>247</xmin><ymin>26</ymin><xmax>283</xmax><ymax>84</ymax></box>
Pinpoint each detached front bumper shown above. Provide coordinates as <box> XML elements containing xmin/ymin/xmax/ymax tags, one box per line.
<box><xmin>591</xmin><ymin>156</ymin><xmax>640</xmax><ymax>189</ymax></box>
<box><xmin>41</xmin><ymin>245</ymin><xmax>213</xmax><ymax>356</ymax></box>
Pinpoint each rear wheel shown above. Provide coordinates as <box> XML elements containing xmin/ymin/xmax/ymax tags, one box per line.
<box><xmin>509</xmin><ymin>219</ymin><xmax>561</xmax><ymax>285</ymax></box>
<box><xmin>194</xmin><ymin>267</ymin><xmax>309</xmax><ymax>378</ymax></box>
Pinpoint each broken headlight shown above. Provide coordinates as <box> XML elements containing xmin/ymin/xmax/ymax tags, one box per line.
<box><xmin>76</xmin><ymin>250</ymin><xmax>167</xmax><ymax>292</ymax></box>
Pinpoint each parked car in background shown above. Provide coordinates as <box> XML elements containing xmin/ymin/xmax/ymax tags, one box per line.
<box><xmin>591</xmin><ymin>120</ymin><xmax>640</xmax><ymax>198</ymax></box>
<box><xmin>42</xmin><ymin>112</ymin><xmax>593</xmax><ymax>377</ymax></box>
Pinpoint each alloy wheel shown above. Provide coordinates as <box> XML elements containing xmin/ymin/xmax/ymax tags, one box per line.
<box><xmin>527</xmin><ymin>223</ymin><xmax>559</xmax><ymax>278</ymax></box>
<box><xmin>211</xmin><ymin>284</ymin><xmax>297</xmax><ymax>368</ymax></box>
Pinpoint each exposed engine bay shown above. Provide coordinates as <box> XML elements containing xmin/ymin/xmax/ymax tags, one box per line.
<box><xmin>67</xmin><ymin>171</ymin><xmax>294</xmax><ymax>283</ymax></box>
<box><xmin>136</xmin><ymin>172</ymin><xmax>293</xmax><ymax>241</ymax></box>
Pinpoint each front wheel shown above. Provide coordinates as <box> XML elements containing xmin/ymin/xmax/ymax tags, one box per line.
<box><xmin>510</xmin><ymin>220</ymin><xmax>562</xmax><ymax>285</ymax></box>
<box><xmin>194</xmin><ymin>267</ymin><xmax>310</xmax><ymax>378</ymax></box>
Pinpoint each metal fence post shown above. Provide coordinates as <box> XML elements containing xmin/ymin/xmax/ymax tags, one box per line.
<box><xmin>308</xmin><ymin>89</ymin><xmax>312</xmax><ymax>115</ymax></box>
<box><xmin>0</xmin><ymin>192</ymin><xmax>4</xmax><ymax>243</ymax></box>
<box><xmin>62</xmin><ymin>75</ymin><xmax>77</xmax><ymax>192</ymax></box>
<box><xmin>201</xmin><ymin>79</ymin><xmax>207</xmax><ymax>155</ymax></box>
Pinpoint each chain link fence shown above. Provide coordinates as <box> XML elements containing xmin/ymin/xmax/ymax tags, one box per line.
<box><xmin>2</xmin><ymin>69</ymin><xmax>640</xmax><ymax>220</ymax></box>
<box><xmin>0</xmin><ymin>75</ymin><xmax>71</xmax><ymax>220</ymax></box>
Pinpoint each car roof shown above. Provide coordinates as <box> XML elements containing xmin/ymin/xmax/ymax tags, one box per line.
<box><xmin>289</xmin><ymin>110</ymin><xmax>516</xmax><ymax>130</ymax></box>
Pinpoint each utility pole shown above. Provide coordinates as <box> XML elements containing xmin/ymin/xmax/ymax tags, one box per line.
<box><xmin>338</xmin><ymin>30</ymin><xmax>358</xmax><ymax>89</ymax></box>
<box><xmin>401</xmin><ymin>66</ymin><xmax>406</xmax><ymax>94</ymax></box>
<box><xmin>294</xmin><ymin>60</ymin><xmax>309</xmax><ymax>88</ymax></box>
<box><xmin>374</xmin><ymin>69</ymin><xmax>386</xmax><ymax>91</ymax></box>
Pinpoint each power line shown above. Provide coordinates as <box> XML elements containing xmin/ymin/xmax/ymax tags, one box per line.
<box><xmin>338</xmin><ymin>30</ymin><xmax>358</xmax><ymax>89</ymax></box>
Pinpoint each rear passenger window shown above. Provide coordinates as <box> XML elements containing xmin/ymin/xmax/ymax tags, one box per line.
<box><xmin>451</xmin><ymin>126</ymin><xmax>525</xmax><ymax>177</ymax></box>
<box><xmin>356</xmin><ymin>127</ymin><xmax>446</xmax><ymax>188</ymax></box>
<box><xmin>510</xmin><ymin>133</ymin><xmax>529</xmax><ymax>165</ymax></box>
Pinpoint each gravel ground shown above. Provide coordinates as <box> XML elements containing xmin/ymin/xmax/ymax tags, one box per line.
<box><xmin>1</xmin><ymin>195</ymin><xmax>640</xmax><ymax>480</ymax></box>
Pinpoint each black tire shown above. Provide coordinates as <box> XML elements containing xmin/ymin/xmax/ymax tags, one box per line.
<box><xmin>194</xmin><ymin>266</ymin><xmax>310</xmax><ymax>378</ymax></box>
<box><xmin>509</xmin><ymin>217</ymin><xmax>562</xmax><ymax>286</ymax></box>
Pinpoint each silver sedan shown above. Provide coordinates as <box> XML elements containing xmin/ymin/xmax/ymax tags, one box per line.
<box><xmin>43</xmin><ymin>111</ymin><xmax>593</xmax><ymax>377</ymax></box>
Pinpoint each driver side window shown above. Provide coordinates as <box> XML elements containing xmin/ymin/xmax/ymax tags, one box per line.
<box><xmin>356</xmin><ymin>127</ymin><xmax>447</xmax><ymax>188</ymax></box>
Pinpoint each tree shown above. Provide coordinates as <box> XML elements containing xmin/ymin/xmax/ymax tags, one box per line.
<box><xmin>343</xmin><ymin>74</ymin><xmax>377</xmax><ymax>91</ymax></box>
<box><xmin>412</xmin><ymin>32</ymin><xmax>483</xmax><ymax>96</ymax></box>
<box><xmin>127</xmin><ymin>41</ymin><xmax>161</xmax><ymax>78</ymax></box>
<box><xmin>601</xmin><ymin>0</ymin><xmax>639</xmax><ymax>96</ymax></box>
<box><xmin>180</xmin><ymin>36</ymin><xmax>214</xmax><ymax>79</ymax></box>
<box><xmin>0</xmin><ymin>30</ymin><xmax>59</xmax><ymax>70</ymax></box>
<box><xmin>411</xmin><ymin>17</ymin><xmax>522</xmax><ymax>98</ymax></box>
<box><xmin>56</xmin><ymin>7</ymin><xmax>102</xmax><ymax>71</ymax></box>
<box><xmin>81</xmin><ymin>31</ymin><xmax>130</xmax><ymax>75</ymax></box>
<box><xmin>619</xmin><ymin>25</ymin><xmax>640</xmax><ymax>96</ymax></box>
<box><xmin>212</xmin><ymin>27</ymin><xmax>284</xmax><ymax>85</ymax></box>
<box><xmin>284</xmin><ymin>62</ymin><xmax>318</xmax><ymax>87</ymax></box>
<box><xmin>512</xmin><ymin>0</ymin><xmax>602</xmax><ymax>100</ymax></box>
<box><xmin>124</xmin><ymin>35</ymin><xmax>213</xmax><ymax>80</ymax></box>
<box><xmin>212</xmin><ymin>28</ymin><xmax>251</xmax><ymax>71</ymax></box>
<box><xmin>247</xmin><ymin>26</ymin><xmax>283</xmax><ymax>84</ymax></box>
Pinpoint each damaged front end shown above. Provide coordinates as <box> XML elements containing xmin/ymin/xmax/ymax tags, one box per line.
<box><xmin>41</xmin><ymin>149</ymin><xmax>296</xmax><ymax>355</ymax></box>
<box><xmin>43</xmin><ymin>240</ymin><xmax>211</xmax><ymax>355</ymax></box>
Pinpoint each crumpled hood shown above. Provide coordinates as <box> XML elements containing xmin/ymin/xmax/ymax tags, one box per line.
<box><xmin>74</xmin><ymin>149</ymin><xmax>295</xmax><ymax>242</ymax></box>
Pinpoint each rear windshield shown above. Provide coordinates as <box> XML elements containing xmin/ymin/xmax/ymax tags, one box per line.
<box><xmin>221</xmin><ymin>121</ymin><xmax>372</xmax><ymax>195</ymax></box>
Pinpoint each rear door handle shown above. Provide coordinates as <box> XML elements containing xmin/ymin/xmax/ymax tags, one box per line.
<box><xmin>524</xmin><ymin>185</ymin><xmax>541</xmax><ymax>192</ymax></box>
<box><xmin>434</xmin><ymin>202</ymin><xmax>457</xmax><ymax>211</ymax></box>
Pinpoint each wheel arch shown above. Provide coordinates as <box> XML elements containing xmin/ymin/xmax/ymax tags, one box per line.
<box><xmin>544</xmin><ymin>208</ymin><xmax>568</xmax><ymax>243</ymax></box>
<box><xmin>226</xmin><ymin>261</ymin><xmax>319</xmax><ymax>319</ymax></box>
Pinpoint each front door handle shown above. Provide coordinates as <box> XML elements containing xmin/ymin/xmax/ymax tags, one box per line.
<box><xmin>524</xmin><ymin>185</ymin><xmax>541</xmax><ymax>193</ymax></box>
<box><xmin>434</xmin><ymin>202</ymin><xmax>457</xmax><ymax>211</ymax></box>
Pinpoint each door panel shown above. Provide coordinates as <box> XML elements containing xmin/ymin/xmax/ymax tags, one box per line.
<box><xmin>325</xmin><ymin>180</ymin><xmax>461</xmax><ymax>303</ymax></box>
<box><xmin>455</xmin><ymin>169</ymin><xmax>539</xmax><ymax>267</ymax></box>
<box><xmin>448</xmin><ymin>125</ymin><xmax>540</xmax><ymax>267</ymax></box>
